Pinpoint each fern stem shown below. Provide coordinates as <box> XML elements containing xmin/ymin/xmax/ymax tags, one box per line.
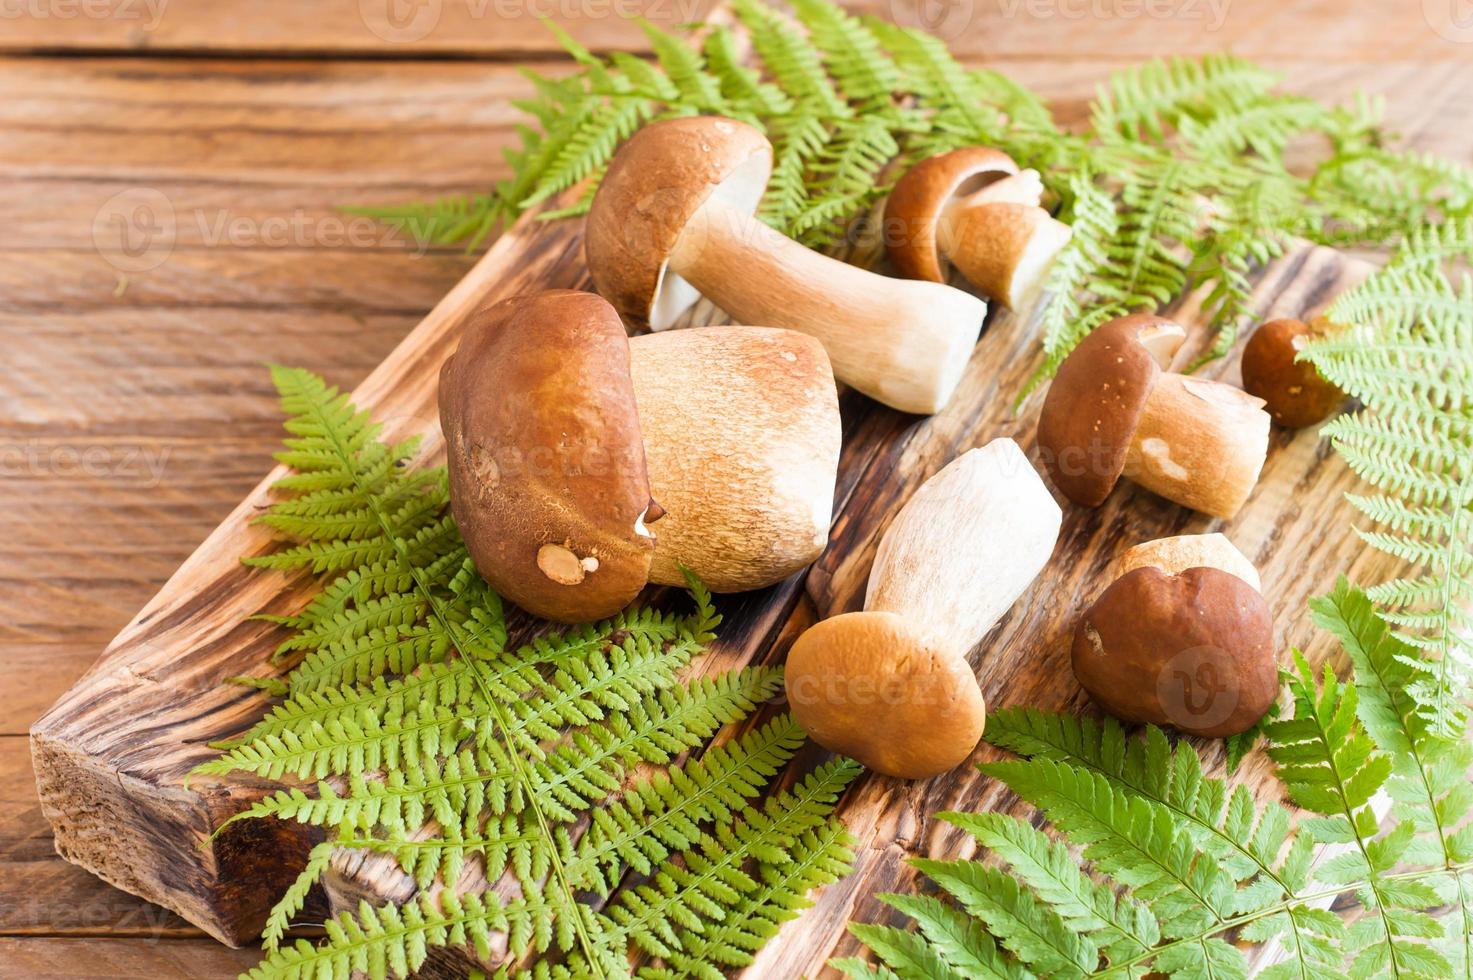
<box><xmin>1098</xmin><ymin>862</ymin><xmax>1473</xmax><ymax>977</ymax></box>
<box><xmin>1431</xmin><ymin>465</ymin><xmax>1473</xmax><ymax>737</ymax></box>
<box><xmin>1280</xmin><ymin>683</ymin><xmax>1407</xmax><ymax>979</ymax></box>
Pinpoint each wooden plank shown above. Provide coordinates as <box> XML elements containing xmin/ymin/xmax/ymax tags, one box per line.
<box><xmin>0</xmin><ymin>937</ymin><xmax>261</xmax><ymax>978</ymax></box>
<box><xmin>0</xmin><ymin>737</ymin><xmax>205</xmax><ymax>939</ymax></box>
<box><xmin>1</xmin><ymin>649</ymin><xmax>98</xmax><ymax>735</ymax></box>
<box><xmin>27</xmin><ymin>201</ymin><xmax>613</xmax><ymax>947</ymax></box>
<box><xmin>0</xmin><ymin>0</ymin><xmax>1464</xmax><ymax>63</ymax></box>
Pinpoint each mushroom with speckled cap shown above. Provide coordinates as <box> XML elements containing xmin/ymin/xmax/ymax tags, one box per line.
<box><xmin>584</xmin><ymin>115</ymin><xmax>987</xmax><ymax>416</ymax></box>
<box><xmin>786</xmin><ymin>439</ymin><xmax>1061</xmax><ymax>779</ymax></box>
<box><xmin>1037</xmin><ymin>313</ymin><xmax>1271</xmax><ymax>518</ymax></box>
<box><xmin>1072</xmin><ymin>533</ymin><xmax>1277</xmax><ymax>738</ymax></box>
<box><xmin>1241</xmin><ymin>316</ymin><xmax>1345</xmax><ymax>428</ymax></box>
<box><xmin>886</xmin><ymin>147</ymin><xmax>1072</xmax><ymax>312</ymax></box>
<box><xmin>439</xmin><ymin>289</ymin><xmax>842</xmax><ymax>623</ymax></box>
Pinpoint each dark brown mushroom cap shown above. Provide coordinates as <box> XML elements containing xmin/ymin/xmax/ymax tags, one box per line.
<box><xmin>439</xmin><ymin>289</ymin><xmax>655</xmax><ymax>624</ymax></box>
<box><xmin>1037</xmin><ymin>313</ymin><xmax>1186</xmax><ymax>507</ymax></box>
<box><xmin>885</xmin><ymin>146</ymin><xmax>1020</xmax><ymax>283</ymax></box>
<box><xmin>585</xmin><ymin>116</ymin><xmax>773</xmax><ymax>327</ymax></box>
<box><xmin>1240</xmin><ymin>317</ymin><xmax>1344</xmax><ymax>429</ymax></box>
<box><xmin>1071</xmin><ymin>566</ymin><xmax>1277</xmax><ymax>737</ymax></box>
<box><xmin>786</xmin><ymin>611</ymin><xmax>986</xmax><ymax>779</ymax></box>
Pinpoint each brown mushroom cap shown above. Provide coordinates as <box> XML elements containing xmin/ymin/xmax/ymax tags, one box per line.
<box><xmin>885</xmin><ymin>146</ymin><xmax>1021</xmax><ymax>283</ymax></box>
<box><xmin>1037</xmin><ymin>313</ymin><xmax>1186</xmax><ymax>507</ymax></box>
<box><xmin>786</xmin><ymin>611</ymin><xmax>986</xmax><ymax>779</ymax></box>
<box><xmin>585</xmin><ymin>116</ymin><xmax>773</xmax><ymax>329</ymax></box>
<box><xmin>1072</xmin><ymin>566</ymin><xmax>1277</xmax><ymax>737</ymax></box>
<box><xmin>1240</xmin><ymin>317</ymin><xmax>1344</xmax><ymax>429</ymax></box>
<box><xmin>439</xmin><ymin>289</ymin><xmax>655</xmax><ymax>624</ymax></box>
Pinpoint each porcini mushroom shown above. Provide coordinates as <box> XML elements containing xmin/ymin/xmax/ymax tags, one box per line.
<box><xmin>585</xmin><ymin>116</ymin><xmax>987</xmax><ymax>415</ymax></box>
<box><xmin>1072</xmin><ymin>533</ymin><xmax>1277</xmax><ymax>738</ymax></box>
<box><xmin>1113</xmin><ymin>531</ymin><xmax>1261</xmax><ymax>591</ymax></box>
<box><xmin>786</xmin><ymin>438</ymin><xmax>1061</xmax><ymax>778</ymax></box>
<box><xmin>1240</xmin><ymin>316</ymin><xmax>1345</xmax><ymax>428</ymax></box>
<box><xmin>1037</xmin><ymin>313</ymin><xmax>1271</xmax><ymax>519</ymax></box>
<box><xmin>439</xmin><ymin>289</ymin><xmax>841</xmax><ymax>623</ymax></box>
<box><xmin>887</xmin><ymin>147</ymin><xmax>1073</xmax><ymax>312</ymax></box>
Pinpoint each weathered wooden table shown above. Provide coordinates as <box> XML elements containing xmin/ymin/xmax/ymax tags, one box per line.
<box><xmin>3</xmin><ymin>2</ymin><xmax>1470</xmax><ymax>976</ymax></box>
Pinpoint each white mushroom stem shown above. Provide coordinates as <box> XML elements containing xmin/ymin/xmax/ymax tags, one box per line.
<box><xmin>628</xmin><ymin>326</ymin><xmax>841</xmax><ymax>593</ymax></box>
<box><xmin>1122</xmin><ymin>373</ymin><xmax>1271</xmax><ymax>520</ymax></box>
<box><xmin>865</xmin><ymin>438</ymin><xmax>1062</xmax><ymax>654</ymax></box>
<box><xmin>667</xmin><ymin>196</ymin><xmax>987</xmax><ymax>415</ymax></box>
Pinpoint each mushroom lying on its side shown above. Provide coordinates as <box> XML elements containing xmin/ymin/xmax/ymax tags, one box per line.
<box><xmin>585</xmin><ymin>116</ymin><xmax>987</xmax><ymax>415</ymax></box>
<box><xmin>886</xmin><ymin>147</ymin><xmax>1073</xmax><ymax>312</ymax></box>
<box><xmin>1073</xmin><ymin>533</ymin><xmax>1278</xmax><ymax>738</ymax></box>
<box><xmin>1240</xmin><ymin>316</ymin><xmax>1345</xmax><ymax>429</ymax></box>
<box><xmin>786</xmin><ymin>439</ymin><xmax>1062</xmax><ymax>779</ymax></box>
<box><xmin>1037</xmin><ymin>313</ymin><xmax>1272</xmax><ymax>519</ymax></box>
<box><xmin>438</xmin><ymin>289</ymin><xmax>842</xmax><ymax>623</ymax></box>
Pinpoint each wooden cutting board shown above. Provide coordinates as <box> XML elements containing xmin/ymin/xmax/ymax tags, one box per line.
<box><xmin>30</xmin><ymin>179</ymin><xmax>1396</xmax><ymax>974</ymax></box>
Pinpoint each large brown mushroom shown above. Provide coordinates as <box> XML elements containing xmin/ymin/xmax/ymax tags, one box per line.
<box><xmin>439</xmin><ymin>289</ymin><xmax>842</xmax><ymax>623</ymax></box>
<box><xmin>1072</xmin><ymin>533</ymin><xmax>1277</xmax><ymax>738</ymax></box>
<box><xmin>1240</xmin><ymin>316</ymin><xmax>1345</xmax><ymax>428</ymax></box>
<box><xmin>1037</xmin><ymin>313</ymin><xmax>1271</xmax><ymax>518</ymax></box>
<box><xmin>585</xmin><ymin>116</ymin><xmax>987</xmax><ymax>415</ymax></box>
<box><xmin>786</xmin><ymin>439</ymin><xmax>1061</xmax><ymax>779</ymax></box>
<box><xmin>886</xmin><ymin>147</ymin><xmax>1072</xmax><ymax>312</ymax></box>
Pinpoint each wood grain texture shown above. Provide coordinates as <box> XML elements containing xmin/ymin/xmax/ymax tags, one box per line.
<box><xmin>0</xmin><ymin>937</ymin><xmax>262</xmax><ymax>978</ymax></box>
<box><xmin>7</xmin><ymin>1</ymin><xmax>1471</xmax><ymax>973</ymax></box>
<box><xmin>2</xmin><ymin>0</ymin><xmax>1468</xmax><ymax>64</ymax></box>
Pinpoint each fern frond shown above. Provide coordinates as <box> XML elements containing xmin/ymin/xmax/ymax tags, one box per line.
<box><xmin>985</xmin><ymin>709</ymin><xmax>1295</xmax><ymax>892</ymax></box>
<box><xmin>940</xmin><ymin>811</ymin><xmax>1159</xmax><ymax>964</ymax></box>
<box><xmin>732</xmin><ymin>0</ymin><xmax>848</xmax><ymax>120</ymax></box>
<box><xmin>568</xmin><ymin>714</ymin><xmax>808</xmax><ymax>893</ymax></box>
<box><xmin>980</xmin><ymin>756</ymin><xmax>1237</xmax><ymax>937</ymax></box>
<box><xmin>596</xmin><ymin>758</ymin><xmax>861</xmax><ymax>963</ymax></box>
<box><xmin>217</xmin><ymin>367</ymin><xmax>856</xmax><ymax>977</ymax></box>
<box><xmin>1266</xmin><ymin>650</ymin><xmax>1452</xmax><ymax>976</ymax></box>
<box><xmin>1091</xmin><ymin>54</ymin><xmax>1279</xmax><ymax>143</ymax></box>
<box><xmin>1309</xmin><ymin>237</ymin><xmax>1473</xmax><ymax>736</ymax></box>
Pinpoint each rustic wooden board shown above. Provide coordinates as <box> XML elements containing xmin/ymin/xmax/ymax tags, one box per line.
<box><xmin>307</xmin><ymin>234</ymin><xmax>1392</xmax><ymax>979</ymax></box>
<box><xmin>31</xmin><ymin>158</ymin><xmax>1397</xmax><ymax>980</ymax></box>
